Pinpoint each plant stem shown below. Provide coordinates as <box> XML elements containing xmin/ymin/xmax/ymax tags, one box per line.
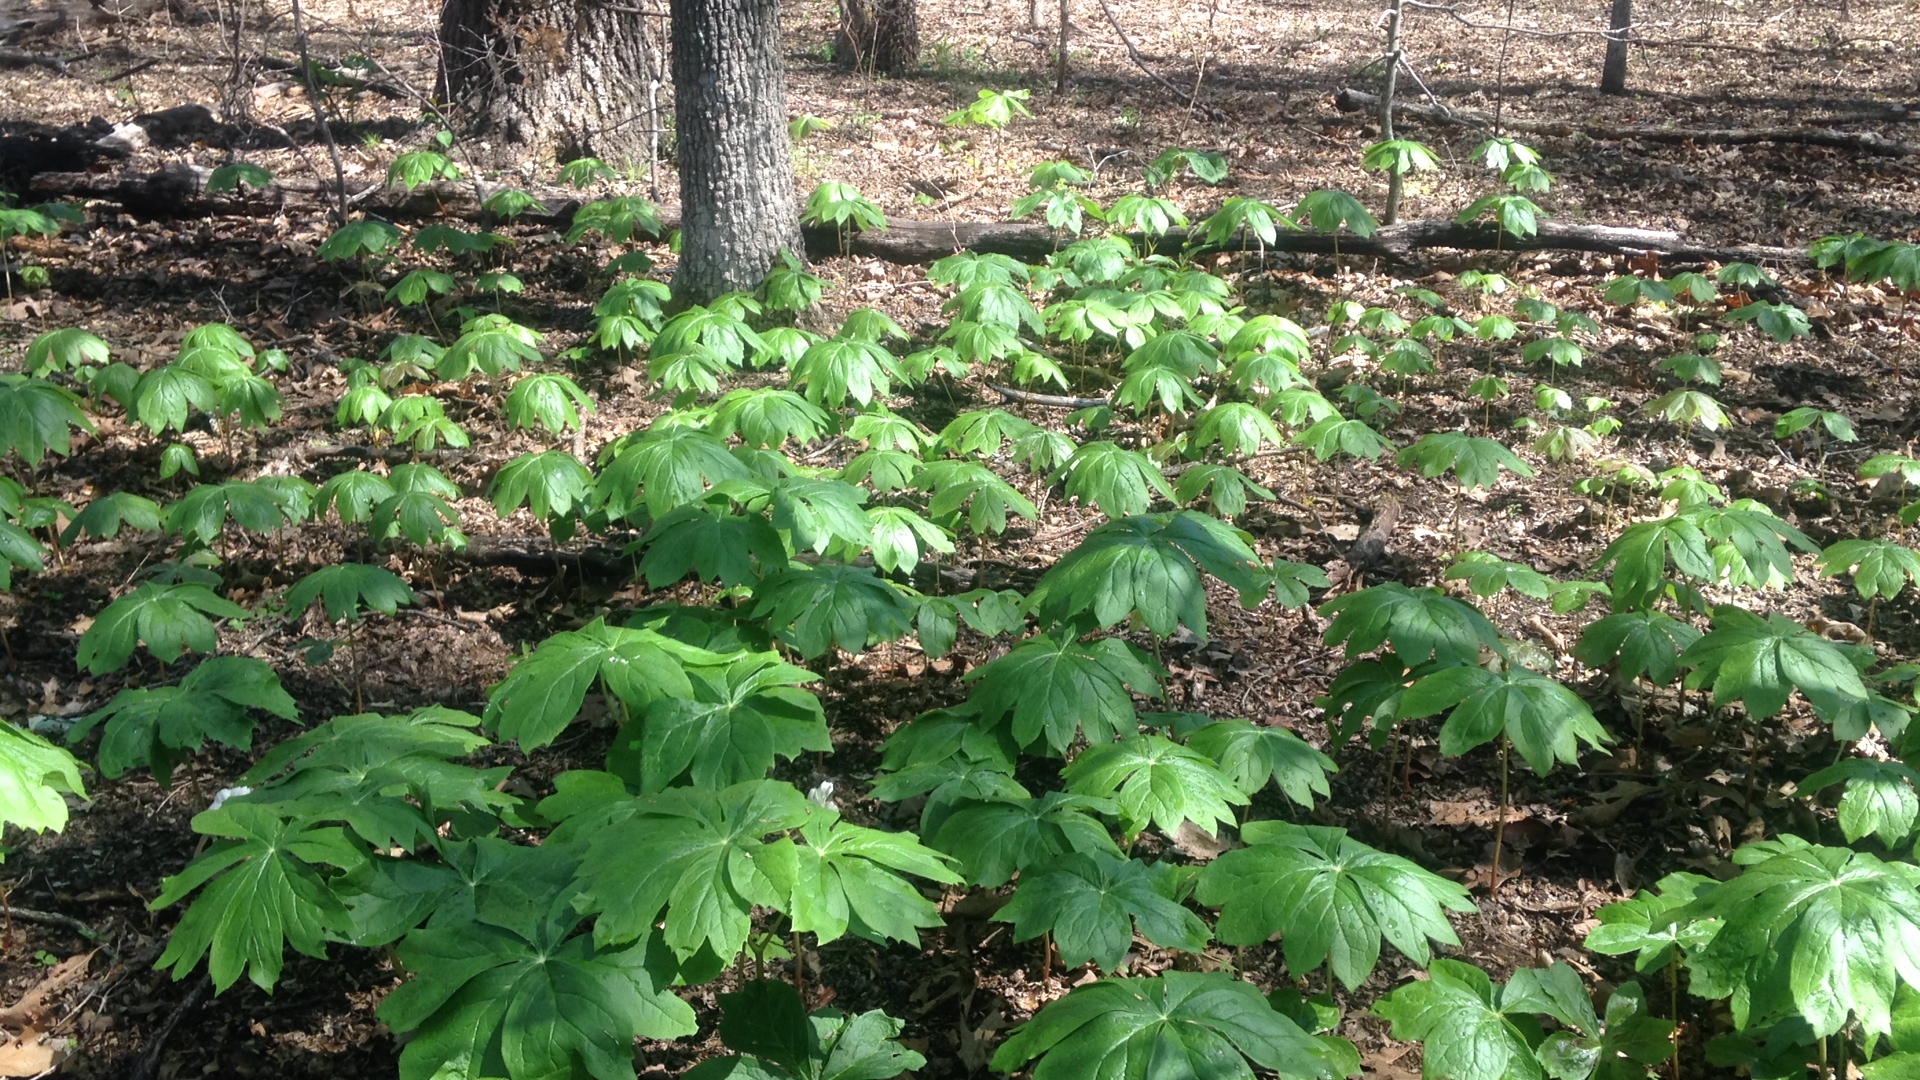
<box><xmin>793</xmin><ymin>930</ymin><xmax>805</xmax><ymax>1002</ymax></box>
<box><xmin>1041</xmin><ymin>929</ymin><xmax>1053</xmax><ymax>985</ymax></box>
<box><xmin>1379</xmin><ymin>0</ymin><xmax>1405</xmax><ymax>224</ymax></box>
<box><xmin>1490</xmin><ymin>735</ymin><xmax>1510</xmax><ymax>896</ymax></box>
<box><xmin>1667</xmin><ymin>957</ymin><xmax>1681</xmax><ymax>1080</ymax></box>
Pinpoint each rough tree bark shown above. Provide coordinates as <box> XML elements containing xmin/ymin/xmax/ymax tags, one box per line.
<box><xmin>437</xmin><ymin>0</ymin><xmax>662</xmax><ymax>167</ymax></box>
<box><xmin>671</xmin><ymin>0</ymin><xmax>803</xmax><ymax>304</ymax></box>
<box><xmin>1600</xmin><ymin>0</ymin><xmax>1631</xmax><ymax>94</ymax></box>
<box><xmin>836</xmin><ymin>0</ymin><xmax>920</xmax><ymax>74</ymax></box>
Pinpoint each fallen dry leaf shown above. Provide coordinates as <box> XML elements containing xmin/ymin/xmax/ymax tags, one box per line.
<box><xmin>0</xmin><ymin>1028</ymin><xmax>68</xmax><ymax>1077</ymax></box>
<box><xmin>0</xmin><ymin>950</ymin><xmax>94</xmax><ymax>1030</ymax></box>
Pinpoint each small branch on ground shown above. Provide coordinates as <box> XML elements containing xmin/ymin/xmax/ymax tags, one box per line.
<box><xmin>1335</xmin><ymin>87</ymin><xmax>1918</xmax><ymax>157</ymax></box>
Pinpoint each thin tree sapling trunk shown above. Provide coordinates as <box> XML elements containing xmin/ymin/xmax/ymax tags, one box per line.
<box><xmin>1600</xmin><ymin>0</ymin><xmax>1632</xmax><ymax>94</ymax></box>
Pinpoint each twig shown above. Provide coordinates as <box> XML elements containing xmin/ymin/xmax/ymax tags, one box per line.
<box><xmin>286</xmin><ymin>0</ymin><xmax>348</xmax><ymax>224</ymax></box>
<box><xmin>0</xmin><ymin>48</ymin><xmax>69</xmax><ymax>73</ymax></box>
<box><xmin>100</xmin><ymin>57</ymin><xmax>161</xmax><ymax>82</ymax></box>
<box><xmin>1088</xmin><ymin>0</ymin><xmax>1224</xmax><ymax>120</ymax></box>
<box><xmin>8</xmin><ymin>907</ymin><xmax>101</xmax><ymax>939</ymax></box>
<box><xmin>988</xmin><ymin>383</ymin><xmax>1110</xmax><ymax>409</ymax></box>
<box><xmin>128</xmin><ymin>975</ymin><xmax>209</xmax><ymax>1080</ymax></box>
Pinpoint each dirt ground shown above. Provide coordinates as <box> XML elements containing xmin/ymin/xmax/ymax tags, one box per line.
<box><xmin>0</xmin><ymin>0</ymin><xmax>1916</xmax><ymax>1074</ymax></box>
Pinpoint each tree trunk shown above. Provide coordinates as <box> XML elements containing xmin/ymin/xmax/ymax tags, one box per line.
<box><xmin>670</xmin><ymin>0</ymin><xmax>803</xmax><ymax>304</ymax></box>
<box><xmin>1600</xmin><ymin>0</ymin><xmax>1631</xmax><ymax>94</ymax></box>
<box><xmin>836</xmin><ymin>0</ymin><xmax>920</xmax><ymax>74</ymax></box>
<box><xmin>437</xmin><ymin>0</ymin><xmax>663</xmax><ymax>168</ymax></box>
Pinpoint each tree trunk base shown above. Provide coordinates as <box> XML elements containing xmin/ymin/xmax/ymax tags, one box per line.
<box><xmin>437</xmin><ymin>0</ymin><xmax>662</xmax><ymax>169</ymax></box>
<box><xmin>835</xmin><ymin>0</ymin><xmax>920</xmax><ymax>74</ymax></box>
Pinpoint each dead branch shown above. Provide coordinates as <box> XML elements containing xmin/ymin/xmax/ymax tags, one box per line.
<box><xmin>1335</xmin><ymin>86</ymin><xmax>1918</xmax><ymax>157</ymax></box>
<box><xmin>28</xmin><ymin>162</ymin><xmax>1809</xmax><ymax>267</ymax></box>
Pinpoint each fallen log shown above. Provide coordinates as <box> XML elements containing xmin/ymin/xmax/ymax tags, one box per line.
<box><xmin>1335</xmin><ymin>87</ymin><xmax>1918</xmax><ymax>158</ymax></box>
<box><xmin>29</xmin><ymin>162</ymin><xmax>1808</xmax><ymax>267</ymax></box>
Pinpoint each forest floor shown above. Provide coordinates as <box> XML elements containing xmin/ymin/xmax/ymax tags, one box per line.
<box><xmin>0</xmin><ymin>0</ymin><xmax>1917</xmax><ymax>1075</ymax></box>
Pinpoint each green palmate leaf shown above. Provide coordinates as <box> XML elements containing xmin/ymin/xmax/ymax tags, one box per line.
<box><xmin>25</xmin><ymin>327</ymin><xmax>109</xmax><ymax>376</ymax></box>
<box><xmin>504</xmin><ymin>373</ymin><xmax>593</xmax><ymax>435</ymax></box>
<box><xmin>1457</xmin><ymin>193</ymin><xmax>1546</xmax><ymax>239</ymax></box>
<box><xmin>1575</xmin><ymin>610</ymin><xmax>1701</xmax><ymax>686</ymax></box>
<box><xmin>1320</xmin><ymin>583</ymin><xmax>1501</xmax><ymax>668</ymax></box>
<box><xmin>1593</xmin><ymin>514</ymin><xmax>1714</xmax><ymax>611</ymax></box>
<box><xmin>1198</xmin><ymin>822</ymin><xmax>1474</xmax><ymax>989</ymax></box>
<box><xmin>1444</xmin><ymin>552</ymin><xmax>1554</xmax><ymax>600</ymax></box>
<box><xmin>372</xmin><ymin>466</ymin><xmax>464</xmax><ymax>549</ymax></box>
<box><xmin>378</xmin><ymin>853</ymin><xmax>696</xmax><ymax>1080</ymax></box>
<box><xmin>1643</xmin><ymin>387</ymin><xmax>1732</xmax><ymax>432</ymax></box>
<box><xmin>0</xmin><ymin>723</ymin><xmax>88</xmax><ymax>836</ymax></box>
<box><xmin>1399</xmin><ymin>662</ymin><xmax>1610</xmax><ymax>775</ymax></box>
<box><xmin>484</xmin><ymin>618</ymin><xmax>728</xmax><ymax>750</ymax></box>
<box><xmin>1199</xmin><ymin>197</ymin><xmax>1296</xmax><ymax>248</ymax></box>
<box><xmin>1817</xmin><ymin>538</ymin><xmax>1920</xmax><ymax>601</ymax></box>
<box><xmin>596</xmin><ymin>427</ymin><xmax>749</xmax><ymax>522</ymax></box>
<box><xmin>489</xmin><ymin>451</ymin><xmax>596</xmax><ymax>535</ymax></box>
<box><xmin>991</xmin><ymin>970</ymin><xmax>1358</xmax><ymax>1080</ymax></box>
<box><xmin>1295</xmin><ymin>415</ymin><xmax>1394</xmax><ymax>462</ymax></box>
<box><xmin>1799</xmin><ymin>759</ymin><xmax>1920</xmax><ymax>845</ymax></box>
<box><xmin>866</xmin><ymin>506</ymin><xmax>953</xmax><ymax>574</ymax></box>
<box><xmin>841</xmin><ymin>448</ymin><xmax>923</xmax><ymax>494</ymax></box>
<box><xmin>560</xmin><ymin>778</ymin><xmax>812</xmax><ymax>959</ymax></box>
<box><xmin>915</xmin><ymin>459</ymin><xmax>1038</xmax><ymax>536</ymax></box>
<box><xmin>1672</xmin><ymin>835</ymin><xmax>1920</xmax><ymax>1039</ymax></box>
<box><xmin>1776</xmin><ymin>406</ymin><xmax>1857</xmax><ymax>444</ymax></box>
<box><xmin>1679</xmin><ymin>606</ymin><xmax>1867</xmax><ymax>721</ymax></box>
<box><xmin>1295</xmin><ymin>189</ymin><xmax>1379</xmax><ymax>238</ymax></box>
<box><xmin>1184</xmin><ymin>719</ymin><xmax>1335</xmax><ymax>807</ymax></box>
<box><xmin>1061</xmin><ymin>733</ymin><xmax>1247</xmax><ymax>841</ymax></box>
<box><xmin>965</xmin><ymin>633</ymin><xmax>1163</xmax><ymax>753</ymax></box>
<box><xmin>1173</xmin><ymin>462</ymin><xmax>1276</xmax><ymax>519</ymax></box>
<box><xmin>790</xmin><ymin>337</ymin><xmax>900</xmax><ymax>408</ymax></box>
<box><xmin>0</xmin><ymin>375</ymin><xmax>91</xmax><ymax>462</ymax></box>
<box><xmin>749</xmin><ymin>563</ymin><xmax>916</xmax><ymax>658</ymax></box>
<box><xmin>633</xmin><ymin>504</ymin><xmax>788</xmax><ymax>588</ymax></box>
<box><xmin>69</xmin><ymin>655</ymin><xmax>297</xmax><ymax>784</ymax></box>
<box><xmin>284</xmin><ymin>563</ymin><xmax>414</xmax><ymax>622</ymax></box>
<box><xmin>317</xmin><ymin>219</ymin><xmax>401</xmax><ymax>261</ymax></box>
<box><xmin>1373</xmin><ymin>959</ymin><xmax>1543</xmax><ymax>1080</ymax></box>
<box><xmin>1536</xmin><ymin>979</ymin><xmax>1677</xmax><ymax>1080</ymax></box>
<box><xmin>163</xmin><ymin>479</ymin><xmax>302</xmax><ymax>546</ymax></box>
<box><xmin>151</xmin><ymin>802</ymin><xmax>365</xmax><ymax>991</ymax></box>
<box><xmin>1398</xmin><ymin>432</ymin><xmax>1535</xmax><ymax>490</ymax></box>
<box><xmin>688</xmin><ymin>980</ymin><xmax>925</xmax><ymax>1080</ymax></box>
<box><xmin>759</xmin><ymin>809</ymin><xmax>959</xmax><ymax>946</ymax></box>
<box><xmin>927</xmin><ymin>791</ymin><xmax>1121</xmax><ymax>888</ymax></box>
<box><xmin>1193</xmin><ymin>402</ymin><xmax>1285</xmax><ymax>457</ymax></box>
<box><xmin>937</xmin><ymin>407</ymin><xmax>1037</xmax><ymax>459</ymax></box>
<box><xmin>61</xmin><ymin>491</ymin><xmax>157</xmax><ymax>543</ymax></box>
<box><xmin>76</xmin><ymin>581</ymin><xmax>249</xmax><ymax>674</ymax></box>
<box><xmin>1364</xmin><ymin>138</ymin><xmax>1442</xmax><ymax>175</ymax></box>
<box><xmin>611</xmin><ymin>654</ymin><xmax>826</xmax><ymax>792</ymax></box>
<box><xmin>0</xmin><ymin>520</ymin><xmax>43</xmax><ymax>591</ymax></box>
<box><xmin>712</xmin><ymin>388</ymin><xmax>833</xmax><ymax>449</ymax></box>
<box><xmin>996</xmin><ymin>851</ymin><xmax>1210</xmax><ymax>971</ymax></box>
<box><xmin>318</xmin><ymin>469</ymin><xmax>397</xmax><ymax>525</ymax></box>
<box><xmin>1724</xmin><ymin>301</ymin><xmax>1812</xmax><ymax>344</ymax></box>
<box><xmin>1583</xmin><ymin>871</ymin><xmax>1721</xmax><ymax>974</ymax></box>
<box><xmin>440</xmin><ymin>314</ymin><xmax>542</xmax><ymax>380</ymax></box>
<box><xmin>244</xmin><ymin>706</ymin><xmax>488</xmax><ymax>786</ymax></box>
<box><xmin>1144</xmin><ymin>146</ymin><xmax>1229</xmax><ymax>185</ymax></box>
<box><xmin>1029</xmin><ymin>512</ymin><xmax>1271</xmax><ymax>640</ymax></box>
<box><xmin>1054</xmin><ymin>441</ymin><xmax>1174</xmax><ymax>519</ymax></box>
<box><xmin>768</xmin><ymin>477</ymin><xmax>871</xmax><ymax>555</ymax></box>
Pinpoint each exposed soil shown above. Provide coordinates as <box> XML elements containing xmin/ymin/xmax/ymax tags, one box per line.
<box><xmin>0</xmin><ymin>0</ymin><xmax>1916</xmax><ymax>1075</ymax></box>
